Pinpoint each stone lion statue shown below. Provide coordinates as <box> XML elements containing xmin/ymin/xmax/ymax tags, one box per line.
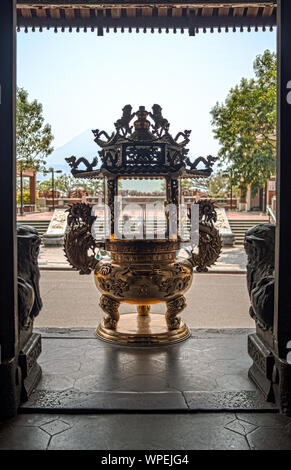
<box><xmin>244</xmin><ymin>223</ymin><xmax>275</xmax><ymax>330</ymax></box>
<box><xmin>17</xmin><ymin>225</ymin><xmax>43</xmax><ymax>328</ymax></box>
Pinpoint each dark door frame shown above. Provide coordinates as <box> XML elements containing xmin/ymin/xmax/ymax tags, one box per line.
<box><xmin>1</xmin><ymin>0</ymin><xmax>291</xmax><ymax>417</ymax></box>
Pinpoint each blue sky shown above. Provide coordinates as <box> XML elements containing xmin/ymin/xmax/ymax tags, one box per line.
<box><xmin>17</xmin><ymin>29</ymin><xmax>276</xmax><ymax>162</ymax></box>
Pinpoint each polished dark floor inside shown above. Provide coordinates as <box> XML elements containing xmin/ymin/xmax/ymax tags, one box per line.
<box><xmin>1</xmin><ymin>328</ymin><xmax>291</xmax><ymax>450</ymax></box>
<box><xmin>2</xmin><ymin>412</ymin><xmax>291</xmax><ymax>450</ymax></box>
<box><xmin>23</xmin><ymin>328</ymin><xmax>270</xmax><ymax>411</ymax></box>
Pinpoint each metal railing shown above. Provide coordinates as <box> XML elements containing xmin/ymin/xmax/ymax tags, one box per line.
<box><xmin>267</xmin><ymin>205</ymin><xmax>276</xmax><ymax>224</ymax></box>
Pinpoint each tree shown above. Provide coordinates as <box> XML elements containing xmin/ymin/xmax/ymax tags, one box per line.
<box><xmin>38</xmin><ymin>178</ymin><xmax>65</xmax><ymax>193</ymax></box>
<box><xmin>38</xmin><ymin>174</ymin><xmax>77</xmax><ymax>194</ymax></box>
<box><xmin>208</xmin><ymin>171</ymin><xmax>228</xmax><ymax>197</ymax></box>
<box><xmin>16</xmin><ymin>87</ymin><xmax>54</xmax><ymax>171</ymax></box>
<box><xmin>81</xmin><ymin>178</ymin><xmax>103</xmax><ymax>196</ymax></box>
<box><xmin>38</xmin><ymin>174</ymin><xmax>103</xmax><ymax>196</ymax></box>
<box><xmin>181</xmin><ymin>178</ymin><xmax>208</xmax><ymax>192</ymax></box>
<box><xmin>210</xmin><ymin>50</ymin><xmax>276</xmax><ymax>196</ymax></box>
<box><xmin>17</xmin><ymin>190</ymin><xmax>38</xmax><ymax>206</ymax></box>
<box><xmin>17</xmin><ymin>88</ymin><xmax>54</xmax><ymax>212</ymax></box>
<box><xmin>16</xmin><ymin>176</ymin><xmax>30</xmax><ymax>193</ymax></box>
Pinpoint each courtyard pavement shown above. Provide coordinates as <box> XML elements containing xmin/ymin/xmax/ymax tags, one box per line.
<box><xmin>38</xmin><ymin>245</ymin><xmax>248</xmax><ymax>273</ymax></box>
<box><xmin>35</xmin><ymin>271</ymin><xmax>254</xmax><ymax>329</ymax></box>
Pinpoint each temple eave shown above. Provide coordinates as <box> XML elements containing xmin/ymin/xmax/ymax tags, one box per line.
<box><xmin>16</xmin><ymin>2</ymin><xmax>277</xmax><ymax>30</ymax></box>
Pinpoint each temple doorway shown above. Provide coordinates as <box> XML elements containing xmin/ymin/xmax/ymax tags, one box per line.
<box><xmin>2</xmin><ymin>1</ymin><xmax>291</xmax><ymax>420</ymax></box>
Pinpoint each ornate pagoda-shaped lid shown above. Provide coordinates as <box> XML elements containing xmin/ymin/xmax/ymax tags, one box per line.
<box><xmin>66</xmin><ymin>104</ymin><xmax>217</xmax><ymax>179</ymax></box>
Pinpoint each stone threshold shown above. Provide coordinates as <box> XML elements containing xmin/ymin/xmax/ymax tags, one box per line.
<box><xmin>20</xmin><ymin>390</ymin><xmax>278</xmax><ymax>413</ymax></box>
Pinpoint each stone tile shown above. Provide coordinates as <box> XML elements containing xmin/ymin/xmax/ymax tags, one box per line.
<box><xmin>184</xmin><ymin>391</ymin><xmax>277</xmax><ymax>410</ymax></box>
<box><xmin>22</xmin><ymin>390</ymin><xmax>187</xmax><ymax>410</ymax></box>
<box><xmin>237</xmin><ymin>412</ymin><xmax>291</xmax><ymax>428</ymax></box>
<box><xmin>40</xmin><ymin>419</ymin><xmax>71</xmax><ymax>436</ymax></box>
<box><xmin>37</xmin><ymin>374</ymin><xmax>75</xmax><ymax>391</ymax></box>
<box><xmin>247</xmin><ymin>426</ymin><xmax>291</xmax><ymax>450</ymax></box>
<box><xmin>5</xmin><ymin>412</ymin><xmax>291</xmax><ymax>450</ymax></box>
<box><xmin>75</xmin><ymin>354</ymin><xmax>168</xmax><ymax>383</ymax></box>
<box><xmin>31</xmin><ymin>331</ymin><xmax>256</xmax><ymax>398</ymax></box>
<box><xmin>60</xmin><ymin>412</ymin><xmax>237</xmax><ymax>427</ymax></box>
<box><xmin>116</xmin><ymin>358</ymin><xmax>168</xmax><ymax>377</ymax></box>
<box><xmin>41</xmin><ymin>359</ymin><xmax>82</xmax><ymax>375</ymax></box>
<box><xmin>42</xmin><ymin>338</ymin><xmax>96</xmax><ymax>348</ymax></box>
<box><xmin>73</xmin><ymin>374</ymin><xmax>122</xmax><ymax>393</ymax></box>
<box><xmin>8</xmin><ymin>414</ymin><xmax>58</xmax><ymax>427</ymax></box>
<box><xmin>42</xmin><ymin>338</ymin><xmax>99</xmax><ymax>349</ymax></box>
<box><xmin>83</xmin><ymin>391</ymin><xmax>188</xmax><ymax>410</ymax></box>
<box><xmin>48</xmin><ymin>414</ymin><xmax>249</xmax><ymax>450</ymax></box>
<box><xmin>215</xmin><ymin>373</ymin><xmax>257</xmax><ymax>391</ymax></box>
<box><xmin>224</xmin><ymin>418</ymin><xmax>257</xmax><ymax>436</ymax></box>
<box><xmin>83</xmin><ymin>349</ymin><xmax>137</xmax><ymax>365</ymax></box>
<box><xmin>35</xmin><ymin>327</ymin><xmax>96</xmax><ymax>338</ymax></box>
<box><xmin>0</xmin><ymin>425</ymin><xmax>50</xmax><ymax>450</ymax></box>
<box><xmin>167</xmin><ymin>374</ymin><xmax>218</xmax><ymax>392</ymax></box>
<box><xmin>113</xmin><ymin>375</ymin><xmax>173</xmax><ymax>392</ymax></box>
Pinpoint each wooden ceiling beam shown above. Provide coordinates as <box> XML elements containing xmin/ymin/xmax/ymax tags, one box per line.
<box><xmin>16</xmin><ymin>2</ymin><xmax>277</xmax><ymax>28</ymax></box>
<box><xmin>64</xmin><ymin>7</ymin><xmax>74</xmax><ymax>18</ymax></box>
<box><xmin>263</xmin><ymin>6</ymin><xmax>274</xmax><ymax>16</ymax></box>
<box><xmin>50</xmin><ymin>7</ymin><xmax>61</xmax><ymax>18</ymax></box>
<box><xmin>80</xmin><ymin>7</ymin><xmax>90</xmax><ymax>18</ymax></box>
<box><xmin>16</xmin><ymin>2</ymin><xmax>277</xmax><ymax>9</ymax></box>
<box><xmin>16</xmin><ymin>2</ymin><xmax>276</xmax><ymax>5</ymax></box>
<box><xmin>17</xmin><ymin>13</ymin><xmax>276</xmax><ymax>28</ymax></box>
<box><xmin>233</xmin><ymin>7</ymin><xmax>245</xmax><ymax>15</ymax></box>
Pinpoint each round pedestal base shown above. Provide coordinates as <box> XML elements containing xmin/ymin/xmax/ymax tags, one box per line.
<box><xmin>96</xmin><ymin>313</ymin><xmax>191</xmax><ymax>346</ymax></box>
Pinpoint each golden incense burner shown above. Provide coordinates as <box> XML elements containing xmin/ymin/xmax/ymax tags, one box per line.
<box><xmin>65</xmin><ymin>105</ymin><xmax>221</xmax><ymax>345</ymax></box>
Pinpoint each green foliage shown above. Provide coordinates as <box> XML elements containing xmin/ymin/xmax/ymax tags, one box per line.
<box><xmin>208</xmin><ymin>171</ymin><xmax>229</xmax><ymax>197</ymax></box>
<box><xmin>39</xmin><ymin>174</ymin><xmax>76</xmax><ymax>193</ymax></box>
<box><xmin>16</xmin><ymin>176</ymin><xmax>30</xmax><ymax>193</ymax></box>
<box><xmin>38</xmin><ymin>178</ymin><xmax>55</xmax><ymax>192</ymax></box>
<box><xmin>81</xmin><ymin>178</ymin><xmax>103</xmax><ymax>196</ymax></box>
<box><xmin>58</xmin><ymin>174</ymin><xmax>79</xmax><ymax>193</ymax></box>
<box><xmin>181</xmin><ymin>179</ymin><xmax>195</xmax><ymax>190</ymax></box>
<box><xmin>181</xmin><ymin>178</ymin><xmax>208</xmax><ymax>191</ymax></box>
<box><xmin>38</xmin><ymin>174</ymin><xmax>103</xmax><ymax>196</ymax></box>
<box><xmin>17</xmin><ymin>189</ymin><xmax>30</xmax><ymax>205</ymax></box>
<box><xmin>16</xmin><ymin>87</ymin><xmax>54</xmax><ymax>171</ymax></box>
<box><xmin>210</xmin><ymin>50</ymin><xmax>276</xmax><ymax>196</ymax></box>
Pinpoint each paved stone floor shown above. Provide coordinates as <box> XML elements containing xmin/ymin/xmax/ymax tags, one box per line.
<box><xmin>1</xmin><ymin>328</ymin><xmax>291</xmax><ymax>450</ymax></box>
<box><xmin>33</xmin><ymin>328</ymin><xmax>256</xmax><ymax>394</ymax></box>
<box><xmin>210</xmin><ymin>246</ymin><xmax>247</xmax><ymax>272</ymax></box>
<box><xmin>1</xmin><ymin>412</ymin><xmax>291</xmax><ymax>450</ymax></box>
<box><xmin>226</xmin><ymin>211</ymin><xmax>269</xmax><ymax>220</ymax></box>
<box><xmin>22</xmin><ymin>328</ymin><xmax>276</xmax><ymax>414</ymax></box>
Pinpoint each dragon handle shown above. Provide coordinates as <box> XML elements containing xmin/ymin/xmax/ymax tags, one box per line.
<box><xmin>64</xmin><ymin>202</ymin><xmax>101</xmax><ymax>275</ymax></box>
<box><xmin>187</xmin><ymin>200</ymin><xmax>222</xmax><ymax>272</ymax></box>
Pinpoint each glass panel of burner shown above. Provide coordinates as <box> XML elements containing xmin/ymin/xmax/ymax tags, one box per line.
<box><xmin>117</xmin><ymin>177</ymin><xmax>167</xmax><ymax>240</ymax></box>
<box><xmin>90</xmin><ymin>178</ymin><xmax>111</xmax><ymax>242</ymax></box>
<box><xmin>179</xmin><ymin>178</ymin><xmax>204</xmax><ymax>243</ymax></box>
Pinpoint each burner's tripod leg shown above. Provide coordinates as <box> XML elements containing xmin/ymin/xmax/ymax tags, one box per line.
<box><xmin>100</xmin><ymin>294</ymin><xmax>120</xmax><ymax>330</ymax></box>
<box><xmin>137</xmin><ymin>305</ymin><xmax>151</xmax><ymax>316</ymax></box>
<box><xmin>166</xmin><ymin>296</ymin><xmax>186</xmax><ymax>330</ymax></box>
